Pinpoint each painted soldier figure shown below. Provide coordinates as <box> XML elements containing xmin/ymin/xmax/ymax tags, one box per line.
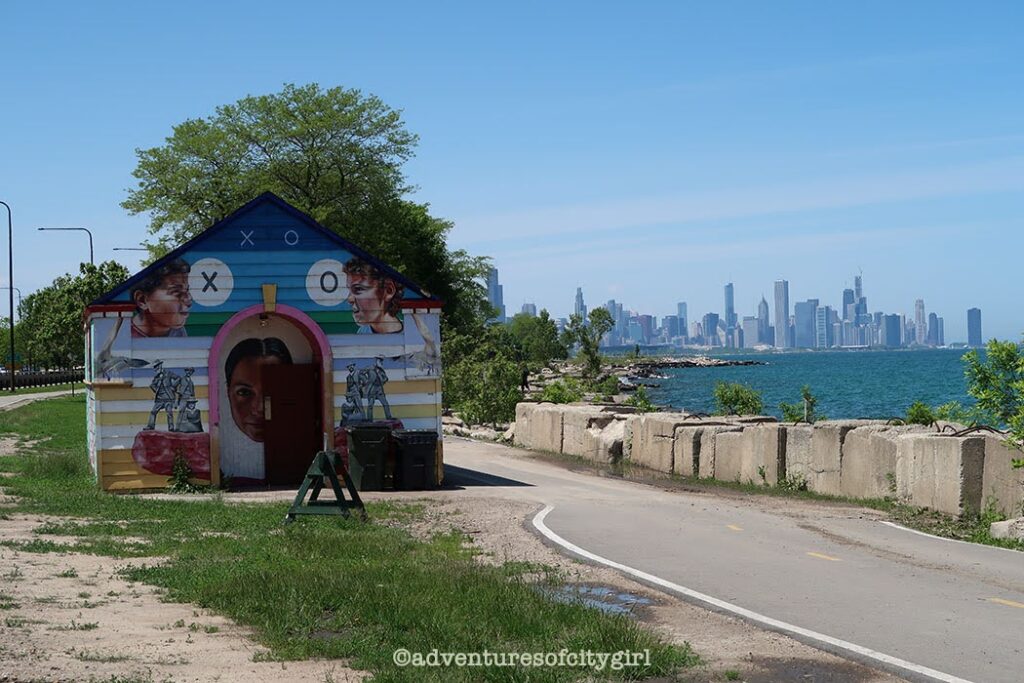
<box><xmin>176</xmin><ymin>399</ymin><xmax>204</xmax><ymax>433</ymax></box>
<box><xmin>145</xmin><ymin>360</ymin><xmax>179</xmax><ymax>430</ymax></box>
<box><xmin>365</xmin><ymin>356</ymin><xmax>392</xmax><ymax>421</ymax></box>
<box><xmin>340</xmin><ymin>362</ymin><xmax>365</xmax><ymax>424</ymax></box>
<box><xmin>173</xmin><ymin>367</ymin><xmax>197</xmax><ymax>432</ymax></box>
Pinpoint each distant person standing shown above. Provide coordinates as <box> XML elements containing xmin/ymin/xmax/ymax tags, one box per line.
<box><xmin>520</xmin><ymin>365</ymin><xmax>530</xmax><ymax>393</ymax></box>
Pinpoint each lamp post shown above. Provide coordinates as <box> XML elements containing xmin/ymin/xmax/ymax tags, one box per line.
<box><xmin>38</xmin><ymin>226</ymin><xmax>94</xmax><ymax>265</ymax></box>
<box><xmin>0</xmin><ymin>201</ymin><xmax>12</xmax><ymax>392</ymax></box>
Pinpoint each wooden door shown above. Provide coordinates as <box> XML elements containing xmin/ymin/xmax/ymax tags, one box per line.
<box><xmin>262</xmin><ymin>364</ymin><xmax>321</xmax><ymax>486</ymax></box>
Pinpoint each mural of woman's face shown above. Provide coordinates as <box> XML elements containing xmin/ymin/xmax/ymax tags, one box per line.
<box><xmin>228</xmin><ymin>355</ymin><xmax>285</xmax><ymax>442</ymax></box>
<box><xmin>135</xmin><ymin>273</ymin><xmax>192</xmax><ymax>335</ymax></box>
<box><xmin>346</xmin><ymin>273</ymin><xmax>399</xmax><ymax>332</ymax></box>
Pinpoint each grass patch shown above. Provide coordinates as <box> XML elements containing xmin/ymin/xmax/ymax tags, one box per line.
<box><xmin>72</xmin><ymin>649</ymin><xmax>131</xmax><ymax>663</ymax></box>
<box><xmin>0</xmin><ymin>395</ymin><xmax>697</xmax><ymax>681</ymax></box>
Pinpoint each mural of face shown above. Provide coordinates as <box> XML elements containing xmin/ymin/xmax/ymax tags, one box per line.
<box><xmin>346</xmin><ymin>272</ymin><xmax>401</xmax><ymax>333</ymax></box>
<box><xmin>133</xmin><ymin>272</ymin><xmax>193</xmax><ymax>337</ymax></box>
<box><xmin>227</xmin><ymin>355</ymin><xmax>285</xmax><ymax>443</ymax></box>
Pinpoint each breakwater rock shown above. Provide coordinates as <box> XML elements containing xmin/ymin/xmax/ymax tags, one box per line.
<box><xmin>619</xmin><ymin>356</ymin><xmax>764</xmax><ymax>379</ymax></box>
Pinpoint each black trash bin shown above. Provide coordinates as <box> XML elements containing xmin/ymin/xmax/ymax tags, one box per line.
<box><xmin>392</xmin><ymin>429</ymin><xmax>439</xmax><ymax>490</ymax></box>
<box><xmin>346</xmin><ymin>425</ymin><xmax>392</xmax><ymax>491</ymax></box>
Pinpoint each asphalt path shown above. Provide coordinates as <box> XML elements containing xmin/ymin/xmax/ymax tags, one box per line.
<box><xmin>443</xmin><ymin>437</ymin><xmax>1024</xmax><ymax>683</ymax></box>
<box><xmin>0</xmin><ymin>388</ymin><xmax>75</xmax><ymax>412</ymax></box>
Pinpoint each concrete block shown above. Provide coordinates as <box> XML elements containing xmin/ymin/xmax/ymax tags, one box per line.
<box><xmin>740</xmin><ymin>424</ymin><xmax>787</xmax><ymax>486</ymax></box>
<box><xmin>713</xmin><ymin>431</ymin><xmax>745</xmax><ymax>482</ymax></box>
<box><xmin>980</xmin><ymin>436</ymin><xmax>1024</xmax><ymax>517</ymax></box>
<box><xmin>582</xmin><ymin>417</ymin><xmax>626</xmax><ymax>464</ymax></box>
<box><xmin>989</xmin><ymin>517</ymin><xmax>1024</xmax><ymax>540</ymax></box>
<box><xmin>895</xmin><ymin>434</ymin><xmax>985</xmax><ymax>516</ymax></box>
<box><xmin>513</xmin><ymin>402</ymin><xmax>564</xmax><ymax>454</ymax></box>
<box><xmin>784</xmin><ymin>425</ymin><xmax>814</xmax><ymax>485</ymax></box>
<box><xmin>673</xmin><ymin>426</ymin><xmax>703</xmax><ymax>477</ymax></box>
<box><xmin>561</xmin><ymin>406</ymin><xmax>615</xmax><ymax>458</ymax></box>
<box><xmin>807</xmin><ymin>420</ymin><xmax>883</xmax><ymax>496</ymax></box>
<box><xmin>696</xmin><ymin>426</ymin><xmax>744</xmax><ymax>478</ymax></box>
<box><xmin>841</xmin><ymin>425</ymin><xmax>929</xmax><ymax>499</ymax></box>
<box><xmin>630</xmin><ymin>412</ymin><xmax>691</xmax><ymax>474</ymax></box>
<box><xmin>622</xmin><ymin>415</ymin><xmax>640</xmax><ymax>460</ymax></box>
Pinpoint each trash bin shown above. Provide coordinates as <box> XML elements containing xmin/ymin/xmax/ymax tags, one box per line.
<box><xmin>346</xmin><ymin>425</ymin><xmax>392</xmax><ymax>491</ymax></box>
<box><xmin>392</xmin><ymin>429</ymin><xmax>439</xmax><ymax>490</ymax></box>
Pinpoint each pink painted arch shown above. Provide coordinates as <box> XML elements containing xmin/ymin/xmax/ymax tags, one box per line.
<box><xmin>207</xmin><ymin>304</ymin><xmax>334</xmax><ymax>449</ymax></box>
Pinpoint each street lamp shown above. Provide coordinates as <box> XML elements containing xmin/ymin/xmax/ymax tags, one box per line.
<box><xmin>0</xmin><ymin>201</ymin><xmax>13</xmax><ymax>392</ymax></box>
<box><xmin>38</xmin><ymin>226</ymin><xmax>94</xmax><ymax>265</ymax></box>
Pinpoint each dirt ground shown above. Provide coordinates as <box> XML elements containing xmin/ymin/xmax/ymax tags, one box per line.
<box><xmin>0</xmin><ymin>431</ymin><xmax>905</xmax><ymax>682</ymax></box>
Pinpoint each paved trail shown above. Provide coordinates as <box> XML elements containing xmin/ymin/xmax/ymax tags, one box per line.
<box><xmin>0</xmin><ymin>388</ymin><xmax>75</xmax><ymax>412</ymax></box>
<box><xmin>444</xmin><ymin>437</ymin><xmax>1024</xmax><ymax>683</ymax></box>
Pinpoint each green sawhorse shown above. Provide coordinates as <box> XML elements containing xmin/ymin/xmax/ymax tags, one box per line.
<box><xmin>284</xmin><ymin>450</ymin><xmax>366</xmax><ymax>523</ymax></box>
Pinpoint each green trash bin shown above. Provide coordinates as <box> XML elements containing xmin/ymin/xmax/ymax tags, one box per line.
<box><xmin>392</xmin><ymin>429</ymin><xmax>439</xmax><ymax>490</ymax></box>
<box><xmin>346</xmin><ymin>425</ymin><xmax>392</xmax><ymax>491</ymax></box>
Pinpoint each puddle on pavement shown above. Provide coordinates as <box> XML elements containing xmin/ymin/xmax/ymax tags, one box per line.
<box><xmin>537</xmin><ymin>584</ymin><xmax>653</xmax><ymax>616</ymax></box>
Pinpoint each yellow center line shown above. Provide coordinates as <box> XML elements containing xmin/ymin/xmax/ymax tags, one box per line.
<box><xmin>806</xmin><ymin>552</ymin><xmax>841</xmax><ymax>562</ymax></box>
<box><xmin>987</xmin><ymin>597</ymin><xmax>1024</xmax><ymax>610</ymax></box>
<box><xmin>726</xmin><ymin>524</ymin><xmax>743</xmax><ymax>532</ymax></box>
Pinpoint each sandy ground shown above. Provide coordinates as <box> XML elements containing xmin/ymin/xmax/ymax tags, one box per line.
<box><xmin>0</xmin><ymin>431</ymin><xmax>905</xmax><ymax>682</ymax></box>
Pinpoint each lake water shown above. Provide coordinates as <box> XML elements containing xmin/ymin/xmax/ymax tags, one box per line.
<box><xmin>646</xmin><ymin>349</ymin><xmax>977</xmax><ymax>420</ymax></box>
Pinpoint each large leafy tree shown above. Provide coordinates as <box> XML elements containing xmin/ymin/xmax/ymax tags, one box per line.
<box><xmin>19</xmin><ymin>262</ymin><xmax>130</xmax><ymax>368</ymax></box>
<box><xmin>122</xmin><ymin>82</ymin><xmax>489</xmax><ymax>334</ymax></box>
<box><xmin>507</xmin><ymin>309</ymin><xmax>568</xmax><ymax>367</ymax></box>
<box><xmin>565</xmin><ymin>307</ymin><xmax>615</xmax><ymax>378</ymax></box>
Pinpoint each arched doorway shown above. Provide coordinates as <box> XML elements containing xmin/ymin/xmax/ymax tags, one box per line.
<box><xmin>208</xmin><ymin>304</ymin><xmax>334</xmax><ymax>486</ymax></box>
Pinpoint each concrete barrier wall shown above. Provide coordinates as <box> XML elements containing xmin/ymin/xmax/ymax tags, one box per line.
<box><xmin>511</xmin><ymin>403</ymin><xmax>1017</xmax><ymax>516</ymax></box>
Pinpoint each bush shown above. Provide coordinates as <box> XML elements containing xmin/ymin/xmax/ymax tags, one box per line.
<box><xmin>905</xmin><ymin>401</ymin><xmax>937</xmax><ymax>426</ymax></box>
<box><xmin>779</xmin><ymin>385</ymin><xmax>822</xmax><ymax>423</ymax></box>
<box><xmin>714</xmin><ymin>382</ymin><xmax>763</xmax><ymax>416</ymax></box>
<box><xmin>625</xmin><ymin>385</ymin><xmax>655</xmax><ymax>413</ymax></box>
<box><xmin>538</xmin><ymin>378</ymin><xmax>584</xmax><ymax>404</ymax></box>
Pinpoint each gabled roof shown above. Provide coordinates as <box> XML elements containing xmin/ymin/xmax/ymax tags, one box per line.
<box><xmin>92</xmin><ymin>192</ymin><xmax>443</xmax><ymax>306</ymax></box>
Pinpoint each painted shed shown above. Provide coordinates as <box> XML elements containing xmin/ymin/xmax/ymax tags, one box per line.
<box><xmin>84</xmin><ymin>192</ymin><xmax>444</xmax><ymax>492</ymax></box>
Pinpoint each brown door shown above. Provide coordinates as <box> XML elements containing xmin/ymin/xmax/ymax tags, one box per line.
<box><xmin>262</xmin><ymin>364</ymin><xmax>321</xmax><ymax>486</ymax></box>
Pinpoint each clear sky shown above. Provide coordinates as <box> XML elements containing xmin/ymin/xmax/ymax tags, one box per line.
<box><xmin>1</xmin><ymin>1</ymin><xmax>1021</xmax><ymax>342</ymax></box>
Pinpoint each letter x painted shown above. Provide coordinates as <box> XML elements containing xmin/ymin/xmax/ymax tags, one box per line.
<box><xmin>240</xmin><ymin>229</ymin><xmax>255</xmax><ymax>247</ymax></box>
<box><xmin>202</xmin><ymin>271</ymin><xmax>218</xmax><ymax>292</ymax></box>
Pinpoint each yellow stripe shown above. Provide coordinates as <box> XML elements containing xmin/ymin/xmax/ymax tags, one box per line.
<box><xmin>988</xmin><ymin>598</ymin><xmax>1024</xmax><ymax>610</ymax></box>
<box><xmin>99</xmin><ymin>450</ymin><xmax>137</xmax><ymax>464</ymax></box>
<box><xmin>97</xmin><ymin>411</ymin><xmax>210</xmax><ymax>426</ymax></box>
<box><xmin>94</xmin><ymin>385</ymin><xmax>209</xmax><ymax>400</ymax></box>
<box><xmin>332</xmin><ymin>404</ymin><xmax>440</xmax><ymax>420</ymax></box>
<box><xmin>331</xmin><ymin>379</ymin><xmax>440</xmax><ymax>396</ymax></box>
<box><xmin>726</xmin><ymin>524</ymin><xmax>743</xmax><ymax>532</ymax></box>
<box><xmin>102</xmin><ymin>474</ymin><xmax>208</xmax><ymax>492</ymax></box>
<box><xmin>806</xmin><ymin>552</ymin><xmax>841</xmax><ymax>562</ymax></box>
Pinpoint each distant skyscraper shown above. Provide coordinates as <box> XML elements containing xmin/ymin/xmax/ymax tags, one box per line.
<box><xmin>677</xmin><ymin>302</ymin><xmax>688</xmax><ymax>338</ymax></box>
<box><xmin>662</xmin><ymin>315</ymin><xmax>680</xmax><ymax>339</ymax></box>
<box><xmin>741</xmin><ymin>317</ymin><xmax>759</xmax><ymax>349</ymax></box>
<box><xmin>773</xmin><ymin>280</ymin><xmax>790</xmax><ymax>348</ymax></box>
<box><xmin>521</xmin><ymin>302</ymin><xmax>537</xmax><ymax>317</ymax></box>
<box><xmin>814</xmin><ymin>306</ymin><xmax>833</xmax><ymax>348</ymax></box>
<box><xmin>702</xmin><ymin>313</ymin><xmax>720</xmax><ymax>346</ymax></box>
<box><xmin>484</xmin><ymin>267</ymin><xmax>505</xmax><ymax>323</ymax></box>
<box><xmin>927</xmin><ymin>312</ymin><xmax>939</xmax><ymax>346</ymax></box>
<box><xmin>915</xmin><ymin>299</ymin><xmax>927</xmax><ymax>345</ymax></box>
<box><xmin>882</xmin><ymin>314</ymin><xmax>902</xmax><ymax>347</ymax></box>
<box><xmin>842</xmin><ymin>289</ymin><xmax>855</xmax><ymax>322</ymax></box>
<box><xmin>724</xmin><ymin>283</ymin><xmax>736</xmax><ymax>345</ymax></box>
<box><xmin>574</xmin><ymin>287</ymin><xmax>586</xmax><ymax>322</ymax></box>
<box><xmin>937</xmin><ymin>317</ymin><xmax>945</xmax><ymax>347</ymax></box>
<box><xmin>757</xmin><ymin>296</ymin><xmax>770</xmax><ymax>344</ymax></box>
<box><xmin>967</xmin><ymin>308</ymin><xmax>983</xmax><ymax>347</ymax></box>
<box><xmin>854</xmin><ymin>275</ymin><xmax>863</xmax><ymax>302</ymax></box>
<box><xmin>794</xmin><ymin>299</ymin><xmax>819</xmax><ymax>348</ymax></box>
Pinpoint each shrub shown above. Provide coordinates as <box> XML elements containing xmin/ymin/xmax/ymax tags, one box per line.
<box><xmin>779</xmin><ymin>385</ymin><xmax>822</xmax><ymax>423</ymax></box>
<box><xmin>625</xmin><ymin>385</ymin><xmax>655</xmax><ymax>413</ymax></box>
<box><xmin>713</xmin><ymin>382</ymin><xmax>763</xmax><ymax>416</ymax></box>
<box><xmin>538</xmin><ymin>378</ymin><xmax>584</xmax><ymax>405</ymax></box>
<box><xmin>905</xmin><ymin>401</ymin><xmax>936</xmax><ymax>426</ymax></box>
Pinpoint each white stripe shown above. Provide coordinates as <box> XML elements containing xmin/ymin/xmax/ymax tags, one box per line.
<box><xmin>532</xmin><ymin>506</ymin><xmax>973</xmax><ymax>683</ymax></box>
<box><xmin>332</xmin><ymin>369</ymin><xmax>406</xmax><ymax>383</ymax></box>
<box><xmin>131</xmin><ymin>349</ymin><xmax>210</xmax><ymax>362</ymax></box>
<box><xmin>99</xmin><ymin>436</ymin><xmax>142</xmax><ymax>450</ymax></box>
<box><xmin>99</xmin><ymin>399</ymin><xmax>210</xmax><ymax>413</ymax></box>
<box><xmin>330</xmin><ymin>345</ymin><xmax>409</xmax><ymax>358</ymax></box>
<box><xmin>126</xmin><ymin>376</ymin><xmax>210</xmax><ymax>387</ymax></box>
<box><xmin>879</xmin><ymin>521</ymin><xmax>1024</xmax><ymax>556</ymax></box>
<box><xmin>332</xmin><ymin>393</ymin><xmax>436</xmax><ymax>408</ymax></box>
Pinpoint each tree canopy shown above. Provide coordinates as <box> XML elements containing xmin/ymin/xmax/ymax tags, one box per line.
<box><xmin>18</xmin><ymin>261</ymin><xmax>130</xmax><ymax>368</ymax></box>
<box><xmin>122</xmin><ymin>82</ymin><xmax>489</xmax><ymax>334</ymax></box>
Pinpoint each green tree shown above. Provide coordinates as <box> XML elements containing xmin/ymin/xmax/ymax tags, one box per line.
<box><xmin>19</xmin><ymin>262</ymin><xmax>130</xmax><ymax>369</ymax></box>
<box><xmin>713</xmin><ymin>381</ymin><xmax>764</xmax><ymax>416</ymax></box>
<box><xmin>566</xmin><ymin>307</ymin><xmax>614</xmax><ymax>378</ymax></box>
<box><xmin>779</xmin><ymin>385</ymin><xmax>822</xmax><ymax>423</ymax></box>
<box><xmin>442</xmin><ymin>325</ymin><xmax>522</xmax><ymax>426</ymax></box>
<box><xmin>507</xmin><ymin>309</ymin><xmax>568</xmax><ymax>366</ymax></box>
<box><xmin>121</xmin><ymin>82</ymin><xmax>490</xmax><ymax>335</ymax></box>
<box><xmin>905</xmin><ymin>401</ymin><xmax>937</xmax><ymax>426</ymax></box>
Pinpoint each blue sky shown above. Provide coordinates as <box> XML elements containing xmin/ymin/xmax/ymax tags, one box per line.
<box><xmin>1</xmin><ymin>1</ymin><xmax>1021</xmax><ymax>341</ymax></box>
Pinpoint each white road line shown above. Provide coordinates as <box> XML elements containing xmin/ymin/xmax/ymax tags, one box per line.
<box><xmin>879</xmin><ymin>520</ymin><xmax>1024</xmax><ymax>556</ymax></box>
<box><xmin>532</xmin><ymin>505</ymin><xmax>973</xmax><ymax>683</ymax></box>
